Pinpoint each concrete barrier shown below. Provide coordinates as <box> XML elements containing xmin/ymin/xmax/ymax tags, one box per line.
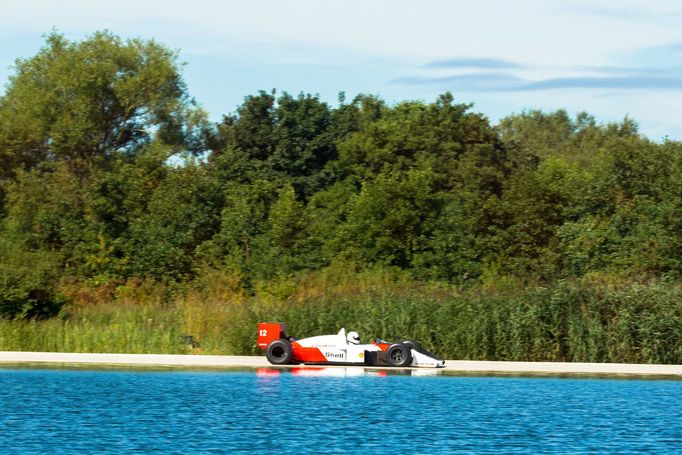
<box><xmin>1</xmin><ymin>351</ymin><xmax>681</xmax><ymax>376</ymax></box>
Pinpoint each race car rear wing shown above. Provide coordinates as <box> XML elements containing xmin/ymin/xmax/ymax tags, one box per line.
<box><xmin>257</xmin><ymin>322</ymin><xmax>288</xmax><ymax>349</ymax></box>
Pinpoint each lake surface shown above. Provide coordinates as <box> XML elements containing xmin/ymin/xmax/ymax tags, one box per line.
<box><xmin>0</xmin><ymin>367</ymin><xmax>681</xmax><ymax>454</ymax></box>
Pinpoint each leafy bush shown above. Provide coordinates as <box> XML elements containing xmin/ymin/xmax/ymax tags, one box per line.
<box><xmin>0</xmin><ymin>239</ymin><xmax>65</xmax><ymax>318</ymax></box>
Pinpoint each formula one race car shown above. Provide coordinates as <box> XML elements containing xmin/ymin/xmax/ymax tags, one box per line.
<box><xmin>257</xmin><ymin>322</ymin><xmax>445</xmax><ymax>368</ymax></box>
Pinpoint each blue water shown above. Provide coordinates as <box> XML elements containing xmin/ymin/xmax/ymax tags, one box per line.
<box><xmin>0</xmin><ymin>368</ymin><xmax>681</xmax><ymax>454</ymax></box>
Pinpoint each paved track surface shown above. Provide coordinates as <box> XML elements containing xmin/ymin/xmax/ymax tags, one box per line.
<box><xmin>1</xmin><ymin>352</ymin><xmax>681</xmax><ymax>376</ymax></box>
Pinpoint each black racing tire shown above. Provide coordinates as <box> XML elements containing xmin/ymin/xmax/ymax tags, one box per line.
<box><xmin>401</xmin><ymin>339</ymin><xmax>422</xmax><ymax>353</ymax></box>
<box><xmin>386</xmin><ymin>343</ymin><xmax>412</xmax><ymax>367</ymax></box>
<box><xmin>265</xmin><ymin>339</ymin><xmax>293</xmax><ymax>365</ymax></box>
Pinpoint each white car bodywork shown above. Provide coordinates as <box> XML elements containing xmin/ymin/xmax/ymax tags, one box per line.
<box><xmin>296</xmin><ymin>328</ymin><xmax>445</xmax><ymax>368</ymax></box>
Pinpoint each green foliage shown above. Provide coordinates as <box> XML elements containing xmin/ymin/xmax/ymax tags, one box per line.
<box><xmin>125</xmin><ymin>160</ymin><xmax>223</xmax><ymax>281</ymax></box>
<box><xmin>2</xmin><ymin>30</ymin><xmax>682</xmax><ymax>366</ymax></box>
<box><xmin>2</xmin><ymin>276</ymin><xmax>680</xmax><ymax>364</ymax></box>
<box><xmin>480</xmin><ymin>157</ymin><xmax>580</xmax><ymax>278</ymax></box>
<box><xmin>0</xmin><ymin>30</ymin><xmax>191</xmax><ymax>178</ymax></box>
<box><xmin>340</xmin><ymin>166</ymin><xmax>437</xmax><ymax>268</ymax></box>
<box><xmin>0</xmin><ymin>300</ymin><xmax>183</xmax><ymax>353</ymax></box>
<box><xmin>0</xmin><ymin>238</ymin><xmax>65</xmax><ymax>318</ymax></box>
<box><xmin>214</xmin><ymin>91</ymin><xmax>337</xmax><ymax>199</ymax></box>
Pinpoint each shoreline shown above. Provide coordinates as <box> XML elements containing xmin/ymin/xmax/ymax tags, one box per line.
<box><xmin>1</xmin><ymin>351</ymin><xmax>681</xmax><ymax>377</ymax></box>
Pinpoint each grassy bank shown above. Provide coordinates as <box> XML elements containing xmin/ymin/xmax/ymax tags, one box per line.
<box><xmin>1</xmin><ymin>273</ymin><xmax>681</xmax><ymax>364</ymax></box>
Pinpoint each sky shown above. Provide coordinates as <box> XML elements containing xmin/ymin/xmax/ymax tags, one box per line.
<box><xmin>2</xmin><ymin>0</ymin><xmax>682</xmax><ymax>140</ymax></box>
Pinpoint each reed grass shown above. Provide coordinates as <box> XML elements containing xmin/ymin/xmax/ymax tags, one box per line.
<box><xmin>1</xmin><ymin>272</ymin><xmax>681</xmax><ymax>363</ymax></box>
<box><xmin>0</xmin><ymin>301</ymin><xmax>185</xmax><ymax>354</ymax></box>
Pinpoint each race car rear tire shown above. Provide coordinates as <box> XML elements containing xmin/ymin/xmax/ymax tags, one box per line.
<box><xmin>266</xmin><ymin>339</ymin><xmax>293</xmax><ymax>365</ymax></box>
<box><xmin>386</xmin><ymin>343</ymin><xmax>412</xmax><ymax>367</ymax></box>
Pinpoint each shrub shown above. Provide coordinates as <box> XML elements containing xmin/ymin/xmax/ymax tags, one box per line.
<box><xmin>0</xmin><ymin>239</ymin><xmax>65</xmax><ymax>318</ymax></box>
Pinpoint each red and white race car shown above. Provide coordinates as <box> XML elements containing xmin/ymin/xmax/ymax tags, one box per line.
<box><xmin>257</xmin><ymin>322</ymin><xmax>445</xmax><ymax>368</ymax></box>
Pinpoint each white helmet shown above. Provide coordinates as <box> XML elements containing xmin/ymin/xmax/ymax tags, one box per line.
<box><xmin>347</xmin><ymin>331</ymin><xmax>360</xmax><ymax>344</ymax></box>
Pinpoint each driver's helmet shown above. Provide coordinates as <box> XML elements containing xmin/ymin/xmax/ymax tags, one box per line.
<box><xmin>347</xmin><ymin>331</ymin><xmax>360</xmax><ymax>344</ymax></box>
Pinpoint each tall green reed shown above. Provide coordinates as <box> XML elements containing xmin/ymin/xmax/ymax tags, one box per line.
<box><xmin>1</xmin><ymin>272</ymin><xmax>680</xmax><ymax>363</ymax></box>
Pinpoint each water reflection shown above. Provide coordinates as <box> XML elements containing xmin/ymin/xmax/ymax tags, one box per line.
<box><xmin>256</xmin><ymin>366</ymin><xmax>442</xmax><ymax>377</ymax></box>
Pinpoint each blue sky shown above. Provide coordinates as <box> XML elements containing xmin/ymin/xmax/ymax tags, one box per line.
<box><xmin>2</xmin><ymin>0</ymin><xmax>682</xmax><ymax>139</ymax></box>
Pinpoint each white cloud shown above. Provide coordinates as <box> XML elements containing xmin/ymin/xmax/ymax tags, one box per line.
<box><xmin>2</xmin><ymin>0</ymin><xmax>682</xmax><ymax>138</ymax></box>
<box><xmin>4</xmin><ymin>0</ymin><xmax>681</xmax><ymax>63</ymax></box>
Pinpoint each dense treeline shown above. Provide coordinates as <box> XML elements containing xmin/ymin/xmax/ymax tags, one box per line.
<box><xmin>1</xmin><ymin>32</ymin><xmax>681</xmax><ymax>361</ymax></box>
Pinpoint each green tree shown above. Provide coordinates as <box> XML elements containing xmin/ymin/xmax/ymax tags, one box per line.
<box><xmin>253</xmin><ymin>183</ymin><xmax>309</xmax><ymax>278</ymax></box>
<box><xmin>556</xmin><ymin>129</ymin><xmax>677</xmax><ymax>276</ymax></box>
<box><xmin>195</xmin><ymin>180</ymin><xmax>280</xmax><ymax>280</ymax></box>
<box><xmin>479</xmin><ymin>158</ymin><xmax>585</xmax><ymax>278</ymax></box>
<box><xmin>0</xmin><ymin>238</ymin><xmax>64</xmax><ymax>318</ymax></box>
<box><xmin>0</xmin><ymin>30</ymin><xmax>191</xmax><ymax>178</ymax></box>
<box><xmin>124</xmin><ymin>161</ymin><xmax>223</xmax><ymax>281</ymax></box>
<box><xmin>339</xmin><ymin>166</ymin><xmax>437</xmax><ymax>268</ymax></box>
<box><xmin>213</xmin><ymin>91</ymin><xmax>337</xmax><ymax>199</ymax></box>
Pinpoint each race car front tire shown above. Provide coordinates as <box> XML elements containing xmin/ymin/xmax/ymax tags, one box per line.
<box><xmin>386</xmin><ymin>343</ymin><xmax>412</xmax><ymax>367</ymax></box>
<box><xmin>266</xmin><ymin>339</ymin><xmax>293</xmax><ymax>365</ymax></box>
